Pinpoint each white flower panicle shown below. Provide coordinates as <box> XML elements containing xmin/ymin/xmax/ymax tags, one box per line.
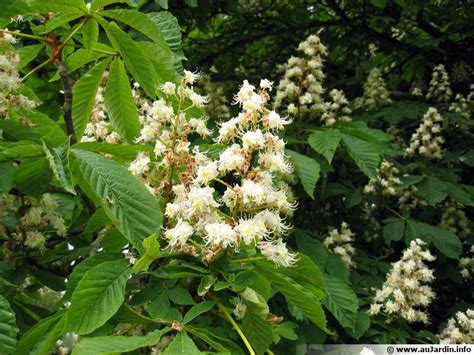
<box><xmin>398</xmin><ymin>185</ymin><xmax>427</xmax><ymax>210</ymax></box>
<box><xmin>439</xmin><ymin>202</ymin><xmax>471</xmax><ymax>239</ymax></box>
<box><xmin>449</xmin><ymin>85</ymin><xmax>473</xmax><ymax>119</ymax></box>
<box><xmin>323</xmin><ymin>222</ymin><xmax>356</xmax><ymax>268</ymax></box>
<box><xmin>355</xmin><ymin>68</ymin><xmax>392</xmax><ymax>110</ymax></box>
<box><xmin>275</xmin><ymin>34</ymin><xmax>327</xmax><ymax>119</ymax></box>
<box><xmin>320</xmin><ymin>89</ymin><xmax>352</xmax><ymax>126</ymax></box>
<box><xmin>406</xmin><ymin>107</ymin><xmax>444</xmax><ymax>159</ymax></box>
<box><xmin>459</xmin><ymin>246</ymin><xmax>474</xmax><ymax>280</ymax></box>
<box><xmin>364</xmin><ymin>160</ymin><xmax>401</xmax><ymax>196</ymax></box>
<box><xmin>438</xmin><ymin>309</ymin><xmax>474</xmax><ymax>344</ymax></box>
<box><xmin>153</xmin><ymin>77</ymin><xmax>297</xmax><ymax>267</ymax></box>
<box><xmin>369</xmin><ymin>239</ymin><xmax>436</xmax><ymax>324</ymax></box>
<box><xmin>426</xmin><ymin>64</ymin><xmax>452</xmax><ymax>102</ymax></box>
<box><xmin>0</xmin><ymin>46</ymin><xmax>37</xmax><ymax>117</ymax></box>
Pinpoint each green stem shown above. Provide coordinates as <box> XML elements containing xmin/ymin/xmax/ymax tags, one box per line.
<box><xmin>215</xmin><ymin>178</ymin><xmax>234</xmax><ymax>191</ymax></box>
<box><xmin>20</xmin><ymin>58</ymin><xmax>52</xmax><ymax>82</ymax></box>
<box><xmin>229</xmin><ymin>256</ymin><xmax>266</xmax><ymax>264</ymax></box>
<box><xmin>213</xmin><ymin>297</ymin><xmax>255</xmax><ymax>355</ymax></box>
<box><xmin>58</xmin><ymin>20</ymin><xmax>86</xmax><ymax>52</ymax></box>
<box><xmin>0</xmin><ymin>29</ymin><xmax>51</xmax><ymax>43</ymax></box>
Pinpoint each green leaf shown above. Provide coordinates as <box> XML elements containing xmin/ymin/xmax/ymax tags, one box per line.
<box><xmin>241</xmin><ymin>303</ymin><xmax>273</xmax><ymax>355</ymax></box>
<box><xmin>102</xmin><ymin>21</ymin><xmax>158</xmax><ymax>98</ymax></box>
<box><xmin>66</xmin><ymin>259</ymin><xmax>131</xmax><ymax>334</ymax></box>
<box><xmin>65</xmin><ymin>253</ymin><xmax>123</xmax><ymax>300</ymax></box>
<box><xmin>71</xmin><ymin>59</ymin><xmax>109</xmax><ymax>138</ymax></box>
<box><xmin>286</xmin><ymin>149</ymin><xmax>320</xmax><ymax>199</ymax></box>
<box><xmin>370</xmin><ymin>0</ymin><xmax>387</xmax><ymax>8</ymax></box>
<box><xmin>72</xmin><ymin>328</ymin><xmax>170</xmax><ymax>355</ymax></box>
<box><xmin>167</xmin><ymin>287</ymin><xmax>195</xmax><ymax>305</ymax></box>
<box><xmin>406</xmin><ymin>220</ymin><xmax>462</xmax><ymax>259</ymax></box>
<box><xmin>0</xmin><ymin>162</ymin><xmax>14</xmax><ymax>192</ymax></box>
<box><xmin>137</xmin><ymin>41</ymin><xmax>177</xmax><ymax>82</ymax></box>
<box><xmin>183</xmin><ymin>301</ymin><xmax>215</xmax><ymax>324</ymax></box>
<box><xmin>43</xmin><ymin>142</ymin><xmax>75</xmax><ymax>194</ymax></box>
<box><xmin>321</xmin><ymin>275</ymin><xmax>358</xmax><ymax>331</ymax></box>
<box><xmin>131</xmin><ymin>234</ymin><xmax>160</xmax><ymax>273</ymax></box>
<box><xmin>254</xmin><ymin>261</ymin><xmax>328</xmax><ymax>332</ymax></box>
<box><xmin>0</xmin><ymin>141</ymin><xmax>44</xmax><ymax>162</ymax></box>
<box><xmin>148</xmin><ymin>12</ymin><xmax>185</xmax><ymax>72</ymax></box>
<box><xmin>0</xmin><ymin>295</ymin><xmax>18</xmax><ymax>354</ymax></box>
<box><xmin>17</xmin><ymin>44</ymin><xmax>43</xmax><ymax>69</ymax></box>
<box><xmin>383</xmin><ymin>218</ymin><xmax>406</xmax><ymax>244</ymax></box>
<box><xmin>416</xmin><ymin>177</ymin><xmax>448</xmax><ymax>206</ymax></box>
<box><xmin>240</xmin><ymin>287</ymin><xmax>269</xmax><ymax>317</ymax></box>
<box><xmin>341</xmin><ymin>134</ymin><xmax>381</xmax><ymax>179</ymax></box>
<box><xmin>345</xmin><ymin>311</ymin><xmax>371</xmax><ymax>340</ymax></box>
<box><xmin>90</xmin><ymin>0</ymin><xmax>133</xmax><ymax>11</ymax></box>
<box><xmin>72</xmin><ymin>141</ymin><xmax>152</xmax><ymax>162</ymax></box>
<box><xmin>308</xmin><ymin>129</ymin><xmax>341</xmax><ymax>164</ymax></box>
<box><xmin>14</xmin><ymin>157</ymin><xmax>52</xmax><ymax>197</ymax></box>
<box><xmin>44</xmin><ymin>11</ymin><xmax>83</xmax><ymax>32</ymax></box>
<box><xmin>14</xmin><ymin>311</ymin><xmax>65</xmax><ymax>355</ymax></box>
<box><xmin>162</xmin><ymin>332</ymin><xmax>201</xmax><ymax>355</ymax></box>
<box><xmin>104</xmin><ymin>57</ymin><xmax>141</xmax><ymax>142</ymax></box>
<box><xmin>82</xmin><ymin>18</ymin><xmax>99</xmax><ymax>52</ymax></box>
<box><xmin>72</xmin><ymin>149</ymin><xmax>163</xmax><ymax>252</ymax></box>
<box><xmin>445</xmin><ymin>182</ymin><xmax>474</xmax><ymax>206</ymax></box>
<box><xmin>32</xmin><ymin>315</ymin><xmax>66</xmax><ymax>355</ymax></box>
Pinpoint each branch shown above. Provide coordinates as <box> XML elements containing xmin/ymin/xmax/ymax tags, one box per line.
<box><xmin>57</xmin><ymin>61</ymin><xmax>76</xmax><ymax>144</ymax></box>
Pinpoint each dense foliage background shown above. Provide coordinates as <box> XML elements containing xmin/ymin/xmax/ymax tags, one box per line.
<box><xmin>0</xmin><ymin>0</ymin><xmax>473</xmax><ymax>354</ymax></box>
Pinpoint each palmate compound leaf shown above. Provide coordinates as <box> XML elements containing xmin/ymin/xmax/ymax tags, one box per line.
<box><xmin>71</xmin><ymin>149</ymin><xmax>163</xmax><ymax>253</ymax></box>
<box><xmin>72</xmin><ymin>328</ymin><xmax>171</xmax><ymax>355</ymax></box>
<box><xmin>0</xmin><ymin>295</ymin><xmax>18</xmax><ymax>354</ymax></box>
<box><xmin>341</xmin><ymin>133</ymin><xmax>381</xmax><ymax>179</ymax></box>
<box><xmin>65</xmin><ymin>259</ymin><xmax>131</xmax><ymax>335</ymax></box>
<box><xmin>308</xmin><ymin>129</ymin><xmax>342</xmax><ymax>164</ymax></box>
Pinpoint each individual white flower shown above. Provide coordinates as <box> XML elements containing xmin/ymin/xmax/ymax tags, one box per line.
<box><xmin>164</xmin><ymin>219</ymin><xmax>194</xmax><ymax>248</ymax></box>
<box><xmin>241</xmin><ymin>129</ymin><xmax>265</xmax><ymax>150</ymax></box>
<box><xmin>258</xmin><ymin>239</ymin><xmax>297</xmax><ymax>267</ymax></box>
<box><xmin>183</xmin><ymin>69</ymin><xmax>201</xmax><ymax>85</ymax></box>
<box><xmin>264</xmin><ymin>111</ymin><xmax>291</xmax><ymax>130</ymax></box>
<box><xmin>186</xmin><ymin>88</ymin><xmax>208</xmax><ymax>107</ymax></box>
<box><xmin>218</xmin><ymin>144</ymin><xmax>246</xmax><ymax>173</ymax></box>
<box><xmin>204</xmin><ymin>222</ymin><xmax>237</xmax><ymax>248</ymax></box>
<box><xmin>195</xmin><ymin>162</ymin><xmax>219</xmax><ymax>185</ymax></box>
<box><xmin>154</xmin><ymin>140</ymin><xmax>167</xmax><ymax>157</ymax></box>
<box><xmin>259</xmin><ymin>79</ymin><xmax>273</xmax><ymax>90</ymax></box>
<box><xmin>235</xmin><ymin>217</ymin><xmax>268</xmax><ymax>245</ymax></box>
<box><xmin>128</xmin><ymin>152</ymin><xmax>150</xmax><ymax>176</ymax></box>
<box><xmin>161</xmin><ymin>82</ymin><xmax>176</xmax><ymax>96</ymax></box>
<box><xmin>189</xmin><ymin>118</ymin><xmax>212</xmax><ymax>137</ymax></box>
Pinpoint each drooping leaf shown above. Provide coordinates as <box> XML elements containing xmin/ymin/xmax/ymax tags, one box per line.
<box><xmin>17</xmin><ymin>44</ymin><xmax>44</xmax><ymax>69</ymax></box>
<box><xmin>341</xmin><ymin>134</ymin><xmax>381</xmax><ymax>179</ymax></box>
<box><xmin>286</xmin><ymin>149</ymin><xmax>321</xmax><ymax>199</ymax></box>
<box><xmin>82</xmin><ymin>18</ymin><xmax>99</xmax><ymax>52</ymax></box>
<box><xmin>183</xmin><ymin>301</ymin><xmax>215</xmax><ymax>324</ymax></box>
<box><xmin>0</xmin><ymin>295</ymin><xmax>18</xmax><ymax>354</ymax></box>
<box><xmin>14</xmin><ymin>157</ymin><xmax>52</xmax><ymax>197</ymax></box>
<box><xmin>43</xmin><ymin>141</ymin><xmax>75</xmax><ymax>194</ymax></box>
<box><xmin>104</xmin><ymin>57</ymin><xmax>140</xmax><ymax>142</ymax></box>
<box><xmin>65</xmin><ymin>259</ymin><xmax>131</xmax><ymax>334</ymax></box>
<box><xmin>72</xmin><ymin>141</ymin><xmax>153</xmax><ymax>162</ymax></box>
<box><xmin>241</xmin><ymin>302</ymin><xmax>273</xmax><ymax>355</ymax></box>
<box><xmin>383</xmin><ymin>218</ymin><xmax>406</xmax><ymax>244</ymax></box>
<box><xmin>131</xmin><ymin>234</ymin><xmax>160</xmax><ymax>273</ymax></box>
<box><xmin>321</xmin><ymin>275</ymin><xmax>358</xmax><ymax>331</ymax></box>
<box><xmin>416</xmin><ymin>177</ymin><xmax>448</xmax><ymax>206</ymax></box>
<box><xmin>72</xmin><ymin>328</ymin><xmax>170</xmax><ymax>355</ymax></box>
<box><xmin>308</xmin><ymin>129</ymin><xmax>341</xmax><ymax>163</ymax></box>
<box><xmin>345</xmin><ymin>311</ymin><xmax>371</xmax><ymax>340</ymax></box>
<box><xmin>72</xmin><ymin>149</ymin><xmax>163</xmax><ymax>252</ymax></box>
<box><xmin>162</xmin><ymin>332</ymin><xmax>201</xmax><ymax>355</ymax></box>
<box><xmin>71</xmin><ymin>59</ymin><xmax>109</xmax><ymax>138</ymax></box>
<box><xmin>90</xmin><ymin>0</ymin><xmax>133</xmax><ymax>11</ymax></box>
<box><xmin>102</xmin><ymin>21</ymin><xmax>158</xmax><ymax>98</ymax></box>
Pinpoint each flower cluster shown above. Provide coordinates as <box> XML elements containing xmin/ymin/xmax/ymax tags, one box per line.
<box><xmin>81</xmin><ymin>81</ymin><xmax>121</xmax><ymax>143</ymax></box>
<box><xmin>426</xmin><ymin>64</ymin><xmax>452</xmax><ymax>102</ymax></box>
<box><xmin>459</xmin><ymin>246</ymin><xmax>474</xmax><ymax>280</ymax></box>
<box><xmin>449</xmin><ymin>85</ymin><xmax>473</xmax><ymax>119</ymax></box>
<box><xmin>0</xmin><ymin>43</ymin><xmax>36</xmax><ymax>117</ymax></box>
<box><xmin>130</xmin><ymin>74</ymin><xmax>298</xmax><ymax>267</ymax></box>
<box><xmin>320</xmin><ymin>89</ymin><xmax>352</xmax><ymax>126</ymax></box>
<box><xmin>406</xmin><ymin>107</ymin><xmax>444</xmax><ymax>159</ymax></box>
<box><xmin>275</xmin><ymin>34</ymin><xmax>327</xmax><ymax>118</ymax></box>
<box><xmin>355</xmin><ymin>68</ymin><xmax>392</xmax><ymax>110</ymax></box>
<box><xmin>398</xmin><ymin>185</ymin><xmax>427</xmax><ymax>210</ymax></box>
<box><xmin>323</xmin><ymin>222</ymin><xmax>356</xmax><ymax>268</ymax></box>
<box><xmin>364</xmin><ymin>160</ymin><xmax>401</xmax><ymax>196</ymax></box>
<box><xmin>438</xmin><ymin>309</ymin><xmax>474</xmax><ymax>344</ymax></box>
<box><xmin>439</xmin><ymin>202</ymin><xmax>471</xmax><ymax>239</ymax></box>
<box><xmin>369</xmin><ymin>239</ymin><xmax>436</xmax><ymax>324</ymax></box>
<box><xmin>4</xmin><ymin>193</ymin><xmax>68</xmax><ymax>250</ymax></box>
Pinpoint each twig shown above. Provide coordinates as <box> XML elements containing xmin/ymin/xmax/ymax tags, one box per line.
<box><xmin>57</xmin><ymin>61</ymin><xmax>76</xmax><ymax>144</ymax></box>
